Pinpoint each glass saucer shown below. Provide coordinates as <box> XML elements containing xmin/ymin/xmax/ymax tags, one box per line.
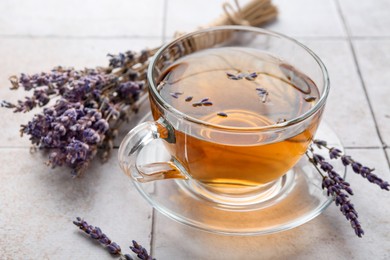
<box><xmin>131</xmin><ymin>113</ymin><xmax>345</xmax><ymax>235</ymax></box>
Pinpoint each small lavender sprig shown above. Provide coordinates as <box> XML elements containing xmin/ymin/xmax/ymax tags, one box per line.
<box><xmin>73</xmin><ymin>217</ymin><xmax>154</xmax><ymax>260</ymax></box>
<box><xmin>73</xmin><ymin>217</ymin><xmax>127</xmax><ymax>258</ymax></box>
<box><xmin>313</xmin><ymin>139</ymin><xmax>390</xmax><ymax>190</ymax></box>
<box><xmin>308</xmin><ymin>152</ymin><xmax>364</xmax><ymax>237</ymax></box>
<box><xmin>321</xmin><ymin>176</ymin><xmax>364</xmax><ymax>237</ymax></box>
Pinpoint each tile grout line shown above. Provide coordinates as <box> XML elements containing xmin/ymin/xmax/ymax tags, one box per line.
<box><xmin>0</xmin><ymin>34</ymin><xmax>163</xmax><ymax>40</ymax></box>
<box><xmin>149</xmin><ymin>208</ymin><xmax>157</xmax><ymax>257</ymax></box>
<box><xmin>344</xmin><ymin>146</ymin><xmax>383</xmax><ymax>150</ymax></box>
<box><xmin>1</xmin><ymin>35</ymin><xmax>390</xmax><ymax>41</ymax></box>
<box><xmin>334</xmin><ymin>0</ymin><xmax>390</xmax><ymax>169</ymax></box>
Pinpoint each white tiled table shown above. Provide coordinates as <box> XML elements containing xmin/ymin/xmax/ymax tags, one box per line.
<box><xmin>1</xmin><ymin>0</ymin><xmax>389</xmax><ymax>259</ymax></box>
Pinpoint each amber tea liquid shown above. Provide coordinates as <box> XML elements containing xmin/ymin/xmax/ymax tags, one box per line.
<box><xmin>151</xmin><ymin>47</ymin><xmax>321</xmax><ymax>188</ymax></box>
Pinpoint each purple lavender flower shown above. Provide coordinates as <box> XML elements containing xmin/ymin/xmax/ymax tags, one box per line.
<box><xmin>312</xmin><ymin>152</ymin><xmax>353</xmax><ymax>195</ymax></box>
<box><xmin>245</xmin><ymin>72</ymin><xmax>258</xmax><ymax>81</ymax></box>
<box><xmin>321</xmin><ymin>177</ymin><xmax>364</xmax><ymax>237</ymax></box>
<box><xmin>18</xmin><ymin>99</ymin><xmax>113</xmax><ymax>176</ymax></box>
<box><xmin>308</xmin><ymin>149</ymin><xmax>364</xmax><ymax>237</ymax></box>
<box><xmin>108</xmin><ymin>51</ymin><xmax>135</xmax><ymax>68</ymax></box>
<box><xmin>329</xmin><ymin>147</ymin><xmax>342</xmax><ymax>159</ymax></box>
<box><xmin>118</xmin><ymin>81</ymin><xmax>144</xmax><ymax>101</ymax></box>
<box><xmin>73</xmin><ymin>218</ymin><xmax>154</xmax><ymax>260</ymax></box>
<box><xmin>130</xmin><ymin>240</ymin><xmax>155</xmax><ymax>260</ymax></box>
<box><xmin>226</xmin><ymin>72</ymin><xmax>240</xmax><ymax>80</ymax></box>
<box><xmin>226</xmin><ymin>71</ymin><xmax>258</xmax><ymax>81</ymax></box>
<box><xmin>73</xmin><ymin>217</ymin><xmax>123</xmax><ymax>256</ymax></box>
<box><xmin>314</xmin><ymin>139</ymin><xmax>390</xmax><ymax>191</ymax></box>
<box><xmin>313</xmin><ymin>139</ymin><xmax>327</xmax><ymax>148</ymax></box>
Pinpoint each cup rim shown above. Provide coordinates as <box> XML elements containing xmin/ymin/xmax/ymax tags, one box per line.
<box><xmin>147</xmin><ymin>25</ymin><xmax>330</xmax><ymax>132</ymax></box>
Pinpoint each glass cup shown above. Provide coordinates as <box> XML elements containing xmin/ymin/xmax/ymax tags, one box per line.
<box><xmin>118</xmin><ymin>26</ymin><xmax>329</xmax><ymax>209</ymax></box>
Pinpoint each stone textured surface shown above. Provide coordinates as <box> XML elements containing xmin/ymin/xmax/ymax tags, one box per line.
<box><xmin>1</xmin><ymin>0</ymin><xmax>390</xmax><ymax>259</ymax></box>
<box><xmin>0</xmin><ymin>0</ymin><xmax>165</xmax><ymax>37</ymax></box>
<box><xmin>353</xmin><ymin>39</ymin><xmax>390</xmax><ymax>146</ymax></box>
<box><xmin>267</xmin><ymin>0</ymin><xmax>345</xmax><ymax>37</ymax></box>
<box><xmin>0</xmin><ymin>149</ymin><xmax>153</xmax><ymax>259</ymax></box>
<box><xmin>338</xmin><ymin>0</ymin><xmax>390</xmax><ymax>37</ymax></box>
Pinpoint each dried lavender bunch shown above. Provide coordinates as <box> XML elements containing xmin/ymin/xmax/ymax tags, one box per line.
<box><xmin>307</xmin><ymin>152</ymin><xmax>364</xmax><ymax>237</ymax></box>
<box><xmin>73</xmin><ymin>217</ymin><xmax>154</xmax><ymax>260</ymax></box>
<box><xmin>1</xmin><ymin>49</ymin><xmax>157</xmax><ymax>176</ymax></box>
<box><xmin>313</xmin><ymin>139</ymin><xmax>390</xmax><ymax>190</ymax></box>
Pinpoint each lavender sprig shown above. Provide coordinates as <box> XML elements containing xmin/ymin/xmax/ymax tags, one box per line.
<box><xmin>2</xmin><ymin>48</ymin><xmax>157</xmax><ymax>176</ymax></box>
<box><xmin>73</xmin><ymin>217</ymin><xmax>154</xmax><ymax>260</ymax></box>
<box><xmin>313</xmin><ymin>139</ymin><xmax>390</xmax><ymax>190</ymax></box>
<box><xmin>307</xmin><ymin>152</ymin><xmax>364</xmax><ymax>237</ymax></box>
<box><xmin>321</xmin><ymin>176</ymin><xmax>364</xmax><ymax>237</ymax></box>
<box><xmin>73</xmin><ymin>217</ymin><xmax>126</xmax><ymax>257</ymax></box>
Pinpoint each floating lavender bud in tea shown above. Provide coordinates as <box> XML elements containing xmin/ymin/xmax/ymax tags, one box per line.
<box><xmin>185</xmin><ymin>96</ymin><xmax>193</xmax><ymax>102</ymax></box>
<box><xmin>226</xmin><ymin>72</ymin><xmax>239</xmax><ymax>80</ymax></box>
<box><xmin>217</xmin><ymin>112</ymin><xmax>228</xmax><ymax>117</ymax></box>
<box><xmin>202</xmin><ymin>101</ymin><xmax>213</xmax><ymax>106</ymax></box>
<box><xmin>304</xmin><ymin>96</ymin><xmax>317</xmax><ymax>102</ymax></box>
<box><xmin>169</xmin><ymin>92</ymin><xmax>183</xmax><ymax>99</ymax></box>
<box><xmin>245</xmin><ymin>72</ymin><xmax>258</xmax><ymax>81</ymax></box>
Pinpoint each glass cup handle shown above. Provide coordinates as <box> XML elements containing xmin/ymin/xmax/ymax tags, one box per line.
<box><xmin>118</xmin><ymin>120</ymin><xmax>187</xmax><ymax>183</ymax></box>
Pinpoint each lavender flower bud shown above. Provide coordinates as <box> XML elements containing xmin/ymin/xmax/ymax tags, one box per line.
<box><xmin>124</xmin><ymin>254</ymin><xmax>134</xmax><ymax>260</ymax></box>
<box><xmin>312</xmin><ymin>154</ymin><xmax>325</xmax><ymax>164</ymax></box>
<box><xmin>99</xmin><ymin>234</ymin><xmax>111</xmax><ymax>245</ymax></box>
<box><xmin>63</xmin><ymin>108</ymin><xmax>78</xmax><ymax>122</ymax></box>
<box><xmin>43</xmin><ymin>107</ymin><xmax>56</xmax><ymax>116</ymax></box>
<box><xmin>352</xmin><ymin>162</ymin><xmax>362</xmax><ymax>173</ymax></box>
<box><xmin>53</xmin><ymin>123</ymin><xmax>66</xmax><ymax>136</ymax></box>
<box><xmin>118</xmin><ymin>81</ymin><xmax>143</xmax><ymax>99</ymax></box>
<box><xmin>66</xmin><ymin>139</ymin><xmax>89</xmax><ymax>164</ymax></box>
<box><xmin>329</xmin><ymin>147</ymin><xmax>342</xmax><ymax>159</ymax></box>
<box><xmin>359</xmin><ymin>166</ymin><xmax>372</xmax><ymax>177</ymax></box>
<box><xmin>313</xmin><ymin>139</ymin><xmax>327</xmax><ymax>148</ymax></box>
<box><xmin>130</xmin><ymin>240</ymin><xmax>155</xmax><ymax>260</ymax></box>
<box><xmin>83</xmin><ymin>128</ymin><xmax>101</xmax><ymax>144</ymax></box>
<box><xmin>319</xmin><ymin>161</ymin><xmax>333</xmax><ymax>172</ymax></box>
<box><xmin>107</xmin><ymin>242</ymin><xmax>121</xmax><ymax>254</ymax></box>
<box><xmin>341</xmin><ymin>155</ymin><xmax>352</xmax><ymax>166</ymax></box>
<box><xmin>93</xmin><ymin>119</ymin><xmax>109</xmax><ymax>133</ymax></box>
